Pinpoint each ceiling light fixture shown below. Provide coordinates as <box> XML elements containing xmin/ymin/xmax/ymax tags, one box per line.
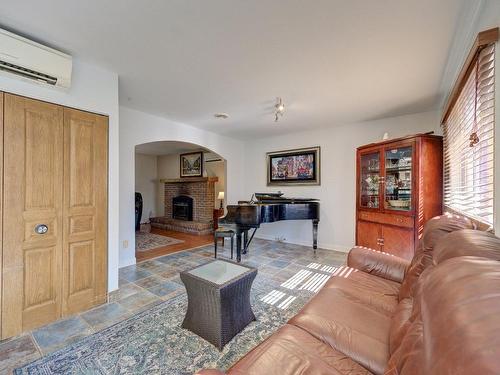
<box><xmin>274</xmin><ymin>97</ymin><xmax>285</xmax><ymax>122</ymax></box>
<box><xmin>214</xmin><ymin>113</ymin><xmax>229</xmax><ymax>119</ymax></box>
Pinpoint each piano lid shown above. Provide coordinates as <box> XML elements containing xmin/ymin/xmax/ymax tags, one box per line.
<box><xmin>252</xmin><ymin>192</ymin><xmax>318</xmax><ymax>203</ymax></box>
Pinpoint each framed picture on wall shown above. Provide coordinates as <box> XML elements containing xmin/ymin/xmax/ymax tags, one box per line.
<box><xmin>180</xmin><ymin>151</ymin><xmax>204</xmax><ymax>177</ymax></box>
<box><xmin>267</xmin><ymin>146</ymin><xmax>320</xmax><ymax>186</ymax></box>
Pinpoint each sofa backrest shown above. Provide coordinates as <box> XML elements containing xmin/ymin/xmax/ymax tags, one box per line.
<box><xmin>433</xmin><ymin>229</ymin><xmax>500</xmax><ymax>264</ymax></box>
<box><xmin>388</xmin><ymin>223</ymin><xmax>500</xmax><ymax>375</ymax></box>
<box><xmin>398</xmin><ymin>213</ymin><xmax>474</xmax><ymax>301</ymax></box>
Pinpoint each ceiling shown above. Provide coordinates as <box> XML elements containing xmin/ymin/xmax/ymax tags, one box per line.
<box><xmin>0</xmin><ymin>0</ymin><xmax>467</xmax><ymax>138</ymax></box>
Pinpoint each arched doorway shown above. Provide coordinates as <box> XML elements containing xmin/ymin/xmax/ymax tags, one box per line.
<box><xmin>133</xmin><ymin>141</ymin><xmax>227</xmax><ymax>261</ymax></box>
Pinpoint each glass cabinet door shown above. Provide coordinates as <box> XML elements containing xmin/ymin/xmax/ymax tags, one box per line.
<box><xmin>360</xmin><ymin>152</ymin><xmax>381</xmax><ymax>209</ymax></box>
<box><xmin>384</xmin><ymin>146</ymin><xmax>412</xmax><ymax>211</ymax></box>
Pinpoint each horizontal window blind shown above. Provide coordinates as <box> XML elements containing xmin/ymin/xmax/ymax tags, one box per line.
<box><xmin>443</xmin><ymin>43</ymin><xmax>495</xmax><ymax>225</ymax></box>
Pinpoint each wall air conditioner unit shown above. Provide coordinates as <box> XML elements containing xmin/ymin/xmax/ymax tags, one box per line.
<box><xmin>0</xmin><ymin>28</ymin><xmax>72</xmax><ymax>88</ymax></box>
<box><xmin>204</xmin><ymin>152</ymin><xmax>223</xmax><ymax>162</ymax></box>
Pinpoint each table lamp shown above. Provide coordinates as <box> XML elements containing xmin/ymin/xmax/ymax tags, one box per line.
<box><xmin>217</xmin><ymin>191</ymin><xmax>225</xmax><ymax>209</ymax></box>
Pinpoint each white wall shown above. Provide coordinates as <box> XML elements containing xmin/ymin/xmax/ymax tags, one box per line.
<box><xmin>0</xmin><ymin>60</ymin><xmax>121</xmax><ymax>292</ymax></box>
<box><xmin>242</xmin><ymin>110</ymin><xmax>441</xmax><ymax>252</ymax></box>
<box><xmin>206</xmin><ymin>160</ymin><xmax>227</xmax><ymax>208</ymax></box>
<box><xmin>135</xmin><ymin>153</ymin><xmax>158</xmax><ymax>221</ymax></box>
<box><xmin>156</xmin><ymin>154</ymin><xmax>178</xmax><ymax>215</ymax></box>
<box><xmin>120</xmin><ymin>106</ymin><xmax>245</xmax><ymax>267</ymax></box>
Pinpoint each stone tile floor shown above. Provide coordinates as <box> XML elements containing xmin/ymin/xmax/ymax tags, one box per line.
<box><xmin>0</xmin><ymin>238</ymin><xmax>347</xmax><ymax>374</ymax></box>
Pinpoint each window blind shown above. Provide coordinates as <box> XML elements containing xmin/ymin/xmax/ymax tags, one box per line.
<box><xmin>443</xmin><ymin>44</ymin><xmax>495</xmax><ymax>225</ymax></box>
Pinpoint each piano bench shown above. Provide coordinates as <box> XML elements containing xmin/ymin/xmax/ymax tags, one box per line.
<box><xmin>214</xmin><ymin>228</ymin><xmax>235</xmax><ymax>260</ymax></box>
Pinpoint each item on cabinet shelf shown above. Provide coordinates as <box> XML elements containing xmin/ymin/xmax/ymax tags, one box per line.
<box><xmin>388</xmin><ymin>200</ymin><xmax>411</xmax><ymax>209</ymax></box>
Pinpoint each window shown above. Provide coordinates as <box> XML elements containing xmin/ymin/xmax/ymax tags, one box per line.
<box><xmin>442</xmin><ymin>33</ymin><xmax>496</xmax><ymax>225</ymax></box>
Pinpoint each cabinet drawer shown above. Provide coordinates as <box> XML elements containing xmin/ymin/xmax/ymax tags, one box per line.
<box><xmin>358</xmin><ymin>211</ymin><xmax>414</xmax><ymax>228</ymax></box>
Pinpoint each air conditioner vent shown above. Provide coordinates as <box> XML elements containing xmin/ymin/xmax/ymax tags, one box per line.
<box><xmin>0</xmin><ymin>60</ymin><xmax>57</xmax><ymax>85</ymax></box>
<box><xmin>0</xmin><ymin>28</ymin><xmax>72</xmax><ymax>88</ymax></box>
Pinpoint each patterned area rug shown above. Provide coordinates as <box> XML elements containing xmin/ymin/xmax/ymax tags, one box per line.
<box><xmin>136</xmin><ymin>231</ymin><xmax>184</xmax><ymax>252</ymax></box>
<box><xmin>15</xmin><ymin>275</ymin><xmax>315</xmax><ymax>374</ymax></box>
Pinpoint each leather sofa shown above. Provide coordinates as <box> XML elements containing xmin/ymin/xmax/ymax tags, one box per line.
<box><xmin>196</xmin><ymin>214</ymin><xmax>500</xmax><ymax>374</ymax></box>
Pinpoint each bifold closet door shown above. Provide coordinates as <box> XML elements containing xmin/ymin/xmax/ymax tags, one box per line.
<box><xmin>1</xmin><ymin>94</ymin><xmax>108</xmax><ymax>339</ymax></box>
<box><xmin>62</xmin><ymin>108</ymin><xmax>108</xmax><ymax>316</ymax></box>
<box><xmin>2</xmin><ymin>94</ymin><xmax>64</xmax><ymax>338</ymax></box>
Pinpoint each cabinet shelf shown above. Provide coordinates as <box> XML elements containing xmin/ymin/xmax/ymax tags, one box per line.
<box><xmin>385</xmin><ymin>167</ymin><xmax>412</xmax><ymax>172</ymax></box>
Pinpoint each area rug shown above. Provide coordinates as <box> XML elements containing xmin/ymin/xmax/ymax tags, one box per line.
<box><xmin>15</xmin><ymin>276</ymin><xmax>315</xmax><ymax>374</ymax></box>
<box><xmin>136</xmin><ymin>231</ymin><xmax>184</xmax><ymax>252</ymax></box>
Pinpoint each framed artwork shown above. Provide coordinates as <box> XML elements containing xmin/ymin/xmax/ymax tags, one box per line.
<box><xmin>267</xmin><ymin>146</ymin><xmax>320</xmax><ymax>186</ymax></box>
<box><xmin>180</xmin><ymin>152</ymin><xmax>203</xmax><ymax>177</ymax></box>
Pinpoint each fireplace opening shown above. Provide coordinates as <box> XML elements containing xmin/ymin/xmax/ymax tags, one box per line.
<box><xmin>172</xmin><ymin>195</ymin><xmax>193</xmax><ymax>221</ymax></box>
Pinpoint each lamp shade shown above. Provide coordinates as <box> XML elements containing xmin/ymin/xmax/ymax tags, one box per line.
<box><xmin>217</xmin><ymin>191</ymin><xmax>225</xmax><ymax>200</ymax></box>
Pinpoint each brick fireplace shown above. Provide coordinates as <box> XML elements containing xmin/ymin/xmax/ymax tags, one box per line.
<box><xmin>150</xmin><ymin>177</ymin><xmax>218</xmax><ymax>235</ymax></box>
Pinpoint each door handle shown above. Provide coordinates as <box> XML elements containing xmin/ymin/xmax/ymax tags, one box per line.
<box><xmin>34</xmin><ymin>224</ymin><xmax>48</xmax><ymax>234</ymax></box>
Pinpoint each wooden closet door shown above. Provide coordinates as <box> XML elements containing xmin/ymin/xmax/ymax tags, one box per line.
<box><xmin>62</xmin><ymin>108</ymin><xmax>108</xmax><ymax>315</ymax></box>
<box><xmin>2</xmin><ymin>94</ymin><xmax>64</xmax><ymax>338</ymax></box>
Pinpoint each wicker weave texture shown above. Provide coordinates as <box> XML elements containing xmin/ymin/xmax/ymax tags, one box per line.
<box><xmin>180</xmin><ymin>262</ymin><xmax>257</xmax><ymax>350</ymax></box>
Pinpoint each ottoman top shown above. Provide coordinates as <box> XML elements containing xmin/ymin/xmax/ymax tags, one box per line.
<box><xmin>187</xmin><ymin>260</ymin><xmax>253</xmax><ymax>285</ymax></box>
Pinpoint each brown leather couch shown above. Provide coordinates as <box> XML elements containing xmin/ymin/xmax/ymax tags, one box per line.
<box><xmin>196</xmin><ymin>214</ymin><xmax>500</xmax><ymax>375</ymax></box>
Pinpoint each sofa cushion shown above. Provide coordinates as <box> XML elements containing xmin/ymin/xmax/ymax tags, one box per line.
<box><xmin>388</xmin><ymin>297</ymin><xmax>413</xmax><ymax>354</ymax></box>
<box><xmin>323</xmin><ymin>266</ymin><xmax>400</xmax><ymax>315</ymax></box>
<box><xmin>289</xmin><ymin>287</ymin><xmax>391</xmax><ymax>375</ymax></box>
<box><xmin>419</xmin><ymin>256</ymin><xmax>500</xmax><ymax>375</ymax></box>
<box><xmin>227</xmin><ymin>324</ymin><xmax>372</xmax><ymax>375</ymax></box>
<box><xmin>433</xmin><ymin>229</ymin><xmax>500</xmax><ymax>264</ymax></box>
<box><xmin>398</xmin><ymin>214</ymin><xmax>474</xmax><ymax>301</ymax></box>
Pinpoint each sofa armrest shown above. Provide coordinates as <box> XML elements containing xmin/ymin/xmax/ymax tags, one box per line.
<box><xmin>194</xmin><ymin>370</ymin><xmax>226</xmax><ymax>375</ymax></box>
<box><xmin>347</xmin><ymin>246</ymin><xmax>410</xmax><ymax>283</ymax></box>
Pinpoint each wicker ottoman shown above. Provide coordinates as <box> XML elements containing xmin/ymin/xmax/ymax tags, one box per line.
<box><xmin>180</xmin><ymin>260</ymin><xmax>257</xmax><ymax>350</ymax></box>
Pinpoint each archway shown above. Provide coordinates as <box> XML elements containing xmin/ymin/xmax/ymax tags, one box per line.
<box><xmin>133</xmin><ymin>140</ymin><xmax>227</xmax><ymax>261</ymax></box>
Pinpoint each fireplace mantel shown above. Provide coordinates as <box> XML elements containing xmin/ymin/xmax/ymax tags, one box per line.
<box><xmin>160</xmin><ymin>177</ymin><xmax>218</xmax><ymax>184</ymax></box>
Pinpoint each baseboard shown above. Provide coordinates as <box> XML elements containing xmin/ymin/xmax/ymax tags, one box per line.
<box><xmin>119</xmin><ymin>256</ymin><xmax>136</xmax><ymax>268</ymax></box>
<box><xmin>254</xmin><ymin>234</ymin><xmax>352</xmax><ymax>253</ymax></box>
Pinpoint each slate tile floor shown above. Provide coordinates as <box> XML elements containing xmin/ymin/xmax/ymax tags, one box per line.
<box><xmin>0</xmin><ymin>238</ymin><xmax>347</xmax><ymax>374</ymax></box>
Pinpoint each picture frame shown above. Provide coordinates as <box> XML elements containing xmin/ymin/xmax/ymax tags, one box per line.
<box><xmin>180</xmin><ymin>151</ymin><xmax>204</xmax><ymax>177</ymax></box>
<box><xmin>267</xmin><ymin>146</ymin><xmax>321</xmax><ymax>186</ymax></box>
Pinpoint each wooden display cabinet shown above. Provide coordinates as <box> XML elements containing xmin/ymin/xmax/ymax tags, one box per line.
<box><xmin>356</xmin><ymin>133</ymin><xmax>443</xmax><ymax>260</ymax></box>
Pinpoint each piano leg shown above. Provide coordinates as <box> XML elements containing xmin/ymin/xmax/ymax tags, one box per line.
<box><xmin>243</xmin><ymin>230</ymin><xmax>248</xmax><ymax>254</ymax></box>
<box><xmin>236</xmin><ymin>231</ymin><xmax>243</xmax><ymax>262</ymax></box>
<box><xmin>312</xmin><ymin>219</ymin><xmax>319</xmax><ymax>252</ymax></box>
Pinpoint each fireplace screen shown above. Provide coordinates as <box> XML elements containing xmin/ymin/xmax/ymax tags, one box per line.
<box><xmin>173</xmin><ymin>195</ymin><xmax>193</xmax><ymax>221</ymax></box>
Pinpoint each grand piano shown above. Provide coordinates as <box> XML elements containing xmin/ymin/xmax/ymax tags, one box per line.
<box><xmin>218</xmin><ymin>193</ymin><xmax>320</xmax><ymax>262</ymax></box>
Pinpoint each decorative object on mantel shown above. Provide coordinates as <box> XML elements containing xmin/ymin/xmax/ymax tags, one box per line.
<box><xmin>274</xmin><ymin>97</ymin><xmax>285</xmax><ymax>122</ymax></box>
<box><xmin>266</xmin><ymin>146</ymin><xmax>320</xmax><ymax>186</ymax></box>
<box><xmin>383</xmin><ymin>132</ymin><xmax>390</xmax><ymax>140</ymax></box>
<box><xmin>217</xmin><ymin>191</ymin><xmax>225</xmax><ymax>209</ymax></box>
<box><xmin>180</xmin><ymin>151</ymin><xmax>203</xmax><ymax>177</ymax></box>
